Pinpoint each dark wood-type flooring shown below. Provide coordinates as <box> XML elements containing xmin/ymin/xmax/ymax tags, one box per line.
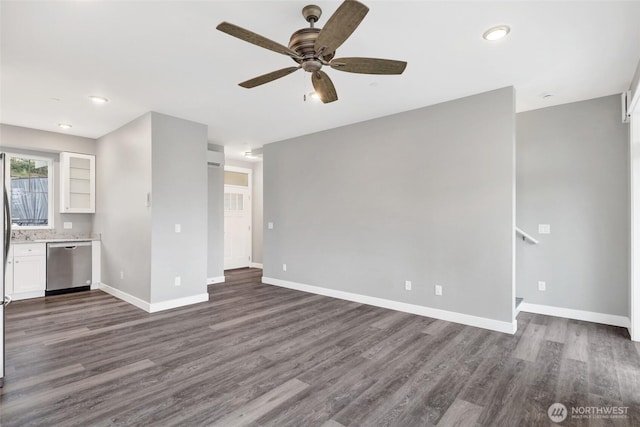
<box><xmin>1</xmin><ymin>268</ymin><xmax>639</xmax><ymax>426</ymax></box>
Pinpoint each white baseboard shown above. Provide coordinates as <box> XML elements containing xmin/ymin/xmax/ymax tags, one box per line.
<box><xmin>520</xmin><ymin>302</ymin><xmax>630</xmax><ymax>328</ymax></box>
<box><xmin>99</xmin><ymin>282</ymin><xmax>209</xmax><ymax>313</ymax></box>
<box><xmin>250</xmin><ymin>263</ymin><xmax>263</xmax><ymax>269</ymax></box>
<box><xmin>207</xmin><ymin>276</ymin><xmax>226</xmax><ymax>285</ymax></box>
<box><xmin>99</xmin><ymin>282</ymin><xmax>150</xmax><ymax>312</ymax></box>
<box><xmin>262</xmin><ymin>277</ymin><xmax>517</xmax><ymax>335</ymax></box>
<box><xmin>148</xmin><ymin>293</ymin><xmax>209</xmax><ymax>313</ymax></box>
<box><xmin>10</xmin><ymin>291</ymin><xmax>45</xmax><ymax>301</ymax></box>
<box><xmin>90</xmin><ymin>283</ymin><xmax>100</xmax><ymax>290</ymax></box>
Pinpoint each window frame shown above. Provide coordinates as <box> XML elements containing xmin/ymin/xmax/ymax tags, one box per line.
<box><xmin>5</xmin><ymin>152</ymin><xmax>55</xmax><ymax>230</ymax></box>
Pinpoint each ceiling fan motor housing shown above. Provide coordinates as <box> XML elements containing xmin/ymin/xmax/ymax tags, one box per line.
<box><xmin>289</xmin><ymin>28</ymin><xmax>334</xmax><ymax>72</ymax></box>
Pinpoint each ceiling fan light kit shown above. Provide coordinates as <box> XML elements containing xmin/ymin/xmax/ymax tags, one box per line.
<box><xmin>216</xmin><ymin>0</ymin><xmax>407</xmax><ymax>104</ymax></box>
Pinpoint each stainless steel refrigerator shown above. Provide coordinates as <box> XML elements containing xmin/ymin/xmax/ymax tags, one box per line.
<box><xmin>1</xmin><ymin>153</ymin><xmax>12</xmax><ymax>387</ymax></box>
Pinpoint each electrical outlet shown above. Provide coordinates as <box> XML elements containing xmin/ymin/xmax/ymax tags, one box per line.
<box><xmin>405</xmin><ymin>280</ymin><xmax>412</xmax><ymax>291</ymax></box>
<box><xmin>120</xmin><ymin>271</ymin><xmax>124</xmax><ymax>280</ymax></box>
<box><xmin>435</xmin><ymin>285</ymin><xmax>443</xmax><ymax>296</ymax></box>
<box><xmin>175</xmin><ymin>276</ymin><xmax>181</xmax><ymax>287</ymax></box>
<box><xmin>63</xmin><ymin>222</ymin><xmax>73</xmax><ymax>229</ymax></box>
<box><xmin>282</xmin><ymin>263</ymin><xmax>287</xmax><ymax>271</ymax></box>
<box><xmin>538</xmin><ymin>224</ymin><xmax>551</xmax><ymax>234</ymax></box>
<box><xmin>175</xmin><ymin>224</ymin><xmax>181</xmax><ymax>233</ymax></box>
<box><xmin>268</xmin><ymin>222</ymin><xmax>274</xmax><ymax>229</ymax></box>
<box><xmin>538</xmin><ymin>281</ymin><xmax>546</xmax><ymax>291</ymax></box>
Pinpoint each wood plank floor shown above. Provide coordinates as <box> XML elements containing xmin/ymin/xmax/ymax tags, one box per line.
<box><xmin>1</xmin><ymin>268</ymin><xmax>639</xmax><ymax>426</ymax></box>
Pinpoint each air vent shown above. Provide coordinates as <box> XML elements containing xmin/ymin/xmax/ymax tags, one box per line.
<box><xmin>207</xmin><ymin>150</ymin><xmax>225</xmax><ymax>167</ymax></box>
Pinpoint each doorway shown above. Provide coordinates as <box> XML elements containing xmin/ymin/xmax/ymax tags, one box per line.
<box><xmin>224</xmin><ymin>166</ymin><xmax>252</xmax><ymax>270</ymax></box>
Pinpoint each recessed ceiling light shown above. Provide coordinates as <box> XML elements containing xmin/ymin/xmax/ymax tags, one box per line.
<box><xmin>89</xmin><ymin>95</ymin><xmax>109</xmax><ymax>105</ymax></box>
<box><xmin>483</xmin><ymin>25</ymin><xmax>510</xmax><ymax>41</ymax></box>
<box><xmin>58</xmin><ymin>123</ymin><xmax>72</xmax><ymax>130</ymax></box>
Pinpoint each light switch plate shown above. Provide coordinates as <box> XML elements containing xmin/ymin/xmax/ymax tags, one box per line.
<box><xmin>405</xmin><ymin>280</ymin><xmax>412</xmax><ymax>291</ymax></box>
<box><xmin>282</xmin><ymin>263</ymin><xmax>287</xmax><ymax>272</ymax></box>
<box><xmin>63</xmin><ymin>222</ymin><xmax>73</xmax><ymax>229</ymax></box>
<box><xmin>268</xmin><ymin>222</ymin><xmax>274</xmax><ymax>230</ymax></box>
<box><xmin>175</xmin><ymin>224</ymin><xmax>181</xmax><ymax>233</ymax></box>
<box><xmin>435</xmin><ymin>285</ymin><xmax>443</xmax><ymax>296</ymax></box>
<box><xmin>538</xmin><ymin>224</ymin><xmax>551</xmax><ymax>234</ymax></box>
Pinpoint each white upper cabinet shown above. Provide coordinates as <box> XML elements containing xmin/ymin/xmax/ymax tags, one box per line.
<box><xmin>60</xmin><ymin>152</ymin><xmax>95</xmax><ymax>213</ymax></box>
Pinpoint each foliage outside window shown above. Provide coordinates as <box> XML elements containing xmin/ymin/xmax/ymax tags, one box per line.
<box><xmin>7</xmin><ymin>154</ymin><xmax>53</xmax><ymax>228</ymax></box>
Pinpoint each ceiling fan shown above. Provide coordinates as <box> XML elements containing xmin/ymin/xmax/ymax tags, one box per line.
<box><xmin>216</xmin><ymin>0</ymin><xmax>407</xmax><ymax>104</ymax></box>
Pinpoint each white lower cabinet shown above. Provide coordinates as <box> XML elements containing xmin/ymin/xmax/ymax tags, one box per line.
<box><xmin>7</xmin><ymin>243</ymin><xmax>46</xmax><ymax>300</ymax></box>
<box><xmin>5</xmin><ymin>252</ymin><xmax>14</xmax><ymax>295</ymax></box>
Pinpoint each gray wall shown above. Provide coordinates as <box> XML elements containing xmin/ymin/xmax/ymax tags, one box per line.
<box><xmin>207</xmin><ymin>144</ymin><xmax>224</xmax><ymax>279</ymax></box>
<box><xmin>252</xmin><ymin>160</ymin><xmax>263</xmax><ymax>264</ymax></box>
<box><xmin>94</xmin><ymin>113</ymin><xmax>153</xmax><ymax>301</ymax></box>
<box><xmin>0</xmin><ymin>124</ymin><xmax>96</xmax><ymax>234</ymax></box>
<box><xmin>150</xmin><ymin>113</ymin><xmax>208</xmax><ymax>303</ymax></box>
<box><xmin>264</xmin><ymin>87</ymin><xmax>516</xmax><ymax>323</ymax></box>
<box><xmin>516</xmin><ymin>95</ymin><xmax>629</xmax><ymax>316</ymax></box>
<box><xmin>0</xmin><ymin>124</ymin><xmax>97</xmax><ymax>154</ymax></box>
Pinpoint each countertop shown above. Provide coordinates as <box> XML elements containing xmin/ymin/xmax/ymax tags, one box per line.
<box><xmin>11</xmin><ymin>231</ymin><xmax>101</xmax><ymax>244</ymax></box>
<box><xmin>12</xmin><ymin>237</ymin><xmax>100</xmax><ymax>244</ymax></box>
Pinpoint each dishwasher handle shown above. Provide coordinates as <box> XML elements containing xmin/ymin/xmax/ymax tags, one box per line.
<box><xmin>48</xmin><ymin>241</ymin><xmax>92</xmax><ymax>249</ymax></box>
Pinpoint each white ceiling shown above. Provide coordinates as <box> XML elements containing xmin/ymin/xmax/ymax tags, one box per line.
<box><xmin>2</xmin><ymin>1</ymin><xmax>640</xmax><ymax>159</ymax></box>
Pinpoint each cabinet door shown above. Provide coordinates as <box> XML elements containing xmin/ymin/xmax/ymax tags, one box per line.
<box><xmin>5</xmin><ymin>257</ymin><xmax>14</xmax><ymax>295</ymax></box>
<box><xmin>60</xmin><ymin>152</ymin><xmax>96</xmax><ymax>213</ymax></box>
<box><xmin>13</xmin><ymin>256</ymin><xmax>46</xmax><ymax>294</ymax></box>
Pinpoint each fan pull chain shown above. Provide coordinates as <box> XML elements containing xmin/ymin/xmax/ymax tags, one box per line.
<box><xmin>302</xmin><ymin>71</ymin><xmax>307</xmax><ymax>102</ymax></box>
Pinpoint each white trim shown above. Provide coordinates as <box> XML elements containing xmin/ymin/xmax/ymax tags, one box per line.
<box><xmin>98</xmin><ymin>283</ymin><xmax>209</xmax><ymax>313</ymax></box>
<box><xmin>224</xmin><ymin>165</ymin><xmax>253</xmax><ymax>175</ymax></box>
<box><xmin>98</xmin><ymin>282</ymin><xmax>150</xmax><ymax>312</ymax></box>
<box><xmin>148</xmin><ymin>293</ymin><xmax>209</xmax><ymax>313</ymax></box>
<box><xmin>224</xmin><ymin>165</ymin><xmax>253</xmax><ymax>270</ymax></box>
<box><xmin>262</xmin><ymin>276</ymin><xmax>517</xmax><ymax>335</ymax></box>
<box><xmin>250</xmin><ymin>263</ymin><xmax>263</xmax><ymax>269</ymax></box>
<box><xmin>520</xmin><ymin>302</ymin><xmax>630</xmax><ymax>328</ymax></box>
<box><xmin>90</xmin><ymin>283</ymin><xmax>99</xmax><ymax>290</ymax></box>
<box><xmin>515</xmin><ymin>227</ymin><xmax>539</xmax><ymax>244</ymax></box>
<box><xmin>5</xmin><ymin>152</ymin><xmax>55</xmax><ymax>230</ymax></box>
<box><xmin>207</xmin><ymin>276</ymin><xmax>226</xmax><ymax>285</ymax></box>
<box><xmin>10</xmin><ymin>290</ymin><xmax>45</xmax><ymax>301</ymax></box>
<box><xmin>631</xmin><ymin>109</ymin><xmax>640</xmax><ymax>341</ymax></box>
<box><xmin>91</xmin><ymin>240</ymin><xmax>101</xmax><ymax>287</ymax></box>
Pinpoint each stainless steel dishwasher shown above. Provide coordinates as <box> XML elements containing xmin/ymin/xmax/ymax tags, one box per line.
<box><xmin>46</xmin><ymin>241</ymin><xmax>92</xmax><ymax>295</ymax></box>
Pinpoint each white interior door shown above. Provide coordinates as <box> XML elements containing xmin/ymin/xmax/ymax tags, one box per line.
<box><xmin>224</xmin><ymin>186</ymin><xmax>251</xmax><ymax>270</ymax></box>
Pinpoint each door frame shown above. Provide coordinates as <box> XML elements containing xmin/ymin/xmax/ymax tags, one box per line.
<box><xmin>630</xmin><ymin>98</ymin><xmax>640</xmax><ymax>341</ymax></box>
<box><xmin>224</xmin><ymin>165</ymin><xmax>253</xmax><ymax>270</ymax></box>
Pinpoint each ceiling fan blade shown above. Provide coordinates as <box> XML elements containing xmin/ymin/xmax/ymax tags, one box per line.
<box><xmin>312</xmin><ymin>71</ymin><xmax>338</xmax><ymax>104</ymax></box>
<box><xmin>314</xmin><ymin>0</ymin><xmax>369</xmax><ymax>56</ymax></box>
<box><xmin>330</xmin><ymin>57</ymin><xmax>407</xmax><ymax>75</ymax></box>
<box><xmin>239</xmin><ymin>67</ymin><xmax>301</xmax><ymax>88</ymax></box>
<box><xmin>216</xmin><ymin>22</ymin><xmax>301</xmax><ymax>59</ymax></box>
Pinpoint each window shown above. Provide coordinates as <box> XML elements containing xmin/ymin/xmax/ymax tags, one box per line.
<box><xmin>224</xmin><ymin>192</ymin><xmax>244</xmax><ymax>211</ymax></box>
<box><xmin>6</xmin><ymin>154</ymin><xmax>54</xmax><ymax>229</ymax></box>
